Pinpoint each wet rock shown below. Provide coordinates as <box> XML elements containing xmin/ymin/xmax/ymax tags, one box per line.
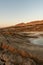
<box><xmin>0</xmin><ymin>27</ymin><xmax>43</xmax><ymax>65</ymax></box>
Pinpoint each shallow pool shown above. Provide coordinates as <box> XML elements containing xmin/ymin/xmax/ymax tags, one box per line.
<box><xmin>29</xmin><ymin>37</ymin><xmax>43</xmax><ymax>45</ymax></box>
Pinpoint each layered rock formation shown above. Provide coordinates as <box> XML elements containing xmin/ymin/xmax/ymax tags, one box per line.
<box><xmin>2</xmin><ymin>20</ymin><xmax>43</xmax><ymax>32</ymax></box>
<box><xmin>0</xmin><ymin>20</ymin><xmax>43</xmax><ymax>65</ymax></box>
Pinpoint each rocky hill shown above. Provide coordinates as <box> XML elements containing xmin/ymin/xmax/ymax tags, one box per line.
<box><xmin>14</xmin><ymin>20</ymin><xmax>43</xmax><ymax>32</ymax></box>
<box><xmin>0</xmin><ymin>20</ymin><xmax>43</xmax><ymax>65</ymax></box>
<box><xmin>2</xmin><ymin>20</ymin><xmax>43</xmax><ymax>32</ymax></box>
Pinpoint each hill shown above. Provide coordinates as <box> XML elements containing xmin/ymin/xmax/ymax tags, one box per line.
<box><xmin>14</xmin><ymin>20</ymin><xmax>43</xmax><ymax>32</ymax></box>
<box><xmin>1</xmin><ymin>20</ymin><xmax>43</xmax><ymax>32</ymax></box>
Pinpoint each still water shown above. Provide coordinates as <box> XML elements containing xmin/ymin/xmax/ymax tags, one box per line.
<box><xmin>29</xmin><ymin>37</ymin><xmax>43</xmax><ymax>45</ymax></box>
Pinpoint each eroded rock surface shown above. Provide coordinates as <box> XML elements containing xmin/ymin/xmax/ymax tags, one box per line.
<box><xmin>0</xmin><ymin>28</ymin><xmax>43</xmax><ymax>65</ymax></box>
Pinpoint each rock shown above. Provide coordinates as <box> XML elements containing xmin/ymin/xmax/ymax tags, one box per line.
<box><xmin>22</xmin><ymin>58</ymin><xmax>36</xmax><ymax>65</ymax></box>
<box><xmin>0</xmin><ymin>23</ymin><xmax>43</xmax><ymax>65</ymax></box>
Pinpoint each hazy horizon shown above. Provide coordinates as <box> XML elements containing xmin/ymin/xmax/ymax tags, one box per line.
<box><xmin>0</xmin><ymin>0</ymin><xmax>43</xmax><ymax>27</ymax></box>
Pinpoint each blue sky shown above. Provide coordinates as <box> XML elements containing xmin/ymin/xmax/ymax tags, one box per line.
<box><xmin>0</xmin><ymin>0</ymin><xmax>43</xmax><ymax>27</ymax></box>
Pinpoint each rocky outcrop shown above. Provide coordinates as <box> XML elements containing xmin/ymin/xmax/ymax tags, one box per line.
<box><xmin>0</xmin><ymin>20</ymin><xmax>43</xmax><ymax>65</ymax></box>
<box><xmin>0</xmin><ymin>30</ymin><xmax>43</xmax><ymax>65</ymax></box>
<box><xmin>1</xmin><ymin>20</ymin><xmax>43</xmax><ymax>32</ymax></box>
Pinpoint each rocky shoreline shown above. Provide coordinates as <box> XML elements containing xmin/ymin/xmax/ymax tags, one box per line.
<box><xmin>0</xmin><ymin>31</ymin><xmax>43</xmax><ymax>65</ymax></box>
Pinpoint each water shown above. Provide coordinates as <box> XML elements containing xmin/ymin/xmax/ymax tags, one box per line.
<box><xmin>22</xmin><ymin>32</ymin><xmax>43</xmax><ymax>45</ymax></box>
<box><xmin>30</xmin><ymin>37</ymin><xmax>43</xmax><ymax>45</ymax></box>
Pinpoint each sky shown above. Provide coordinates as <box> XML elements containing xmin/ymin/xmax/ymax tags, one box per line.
<box><xmin>0</xmin><ymin>0</ymin><xmax>43</xmax><ymax>27</ymax></box>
